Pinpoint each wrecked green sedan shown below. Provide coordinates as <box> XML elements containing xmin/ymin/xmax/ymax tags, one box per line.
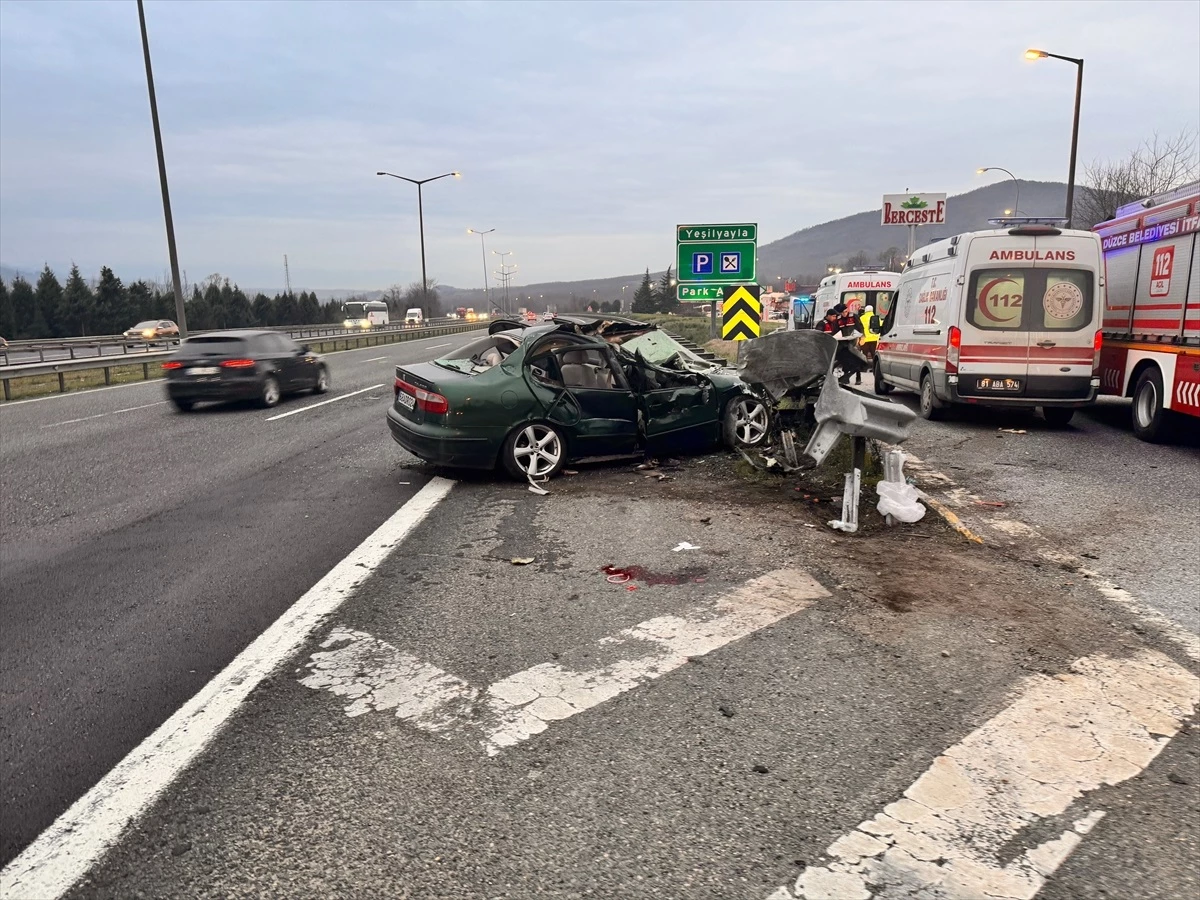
<box><xmin>386</xmin><ymin>315</ymin><xmax>771</xmax><ymax>480</ymax></box>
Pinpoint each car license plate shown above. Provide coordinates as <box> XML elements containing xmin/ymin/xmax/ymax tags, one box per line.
<box><xmin>397</xmin><ymin>392</ymin><xmax>416</xmax><ymax>410</ymax></box>
<box><xmin>189</xmin><ymin>366</ymin><xmax>220</xmax><ymax>375</ymax></box>
<box><xmin>977</xmin><ymin>377</ymin><xmax>1021</xmax><ymax>392</ymax></box>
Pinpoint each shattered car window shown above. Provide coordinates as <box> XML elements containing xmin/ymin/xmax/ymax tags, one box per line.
<box><xmin>435</xmin><ymin>333</ymin><xmax>521</xmax><ymax>374</ymax></box>
<box><xmin>620</xmin><ymin>331</ymin><xmax>719</xmax><ymax>373</ymax></box>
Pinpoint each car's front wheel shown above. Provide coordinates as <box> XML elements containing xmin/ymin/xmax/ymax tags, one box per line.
<box><xmin>171</xmin><ymin>398</ymin><xmax>195</xmax><ymax>413</ymax></box>
<box><xmin>723</xmin><ymin>395</ymin><xmax>771</xmax><ymax>448</ymax></box>
<box><xmin>313</xmin><ymin>365</ymin><xmax>329</xmax><ymax>394</ymax></box>
<box><xmin>503</xmin><ymin>422</ymin><xmax>566</xmax><ymax>481</ymax></box>
<box><xmin>259</xmin><ymin>375</ymin><xmax>281</xmax><ymax>409</ymax></box>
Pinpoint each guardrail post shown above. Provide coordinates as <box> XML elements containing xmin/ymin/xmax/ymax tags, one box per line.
<box><xmin>58</xmin><ymin>371</ymin><xmax>66</xmax><ymax>393</ymax></box>
<box><xmin>2</xmin><ymin>378</ymin><xmax>9</xmax><ymax>401</ymax></box>
<box><xmin>143</xmin><ymin>362</ymin><xmax>150</xmax><ymax>380</ymax></box>
<box><xmin>104</xmin><ymin>366</ymin><xmax>112</xmax><ymax>385</ymax></box>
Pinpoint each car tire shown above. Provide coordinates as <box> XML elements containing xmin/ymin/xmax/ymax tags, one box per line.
<box><xmin>722</xmin><ymin>395</ymin><xmax>771</xmax><ymax>448</ymax></box>
<box><xmin>919</xmin><ymin>373</ymin><xmax>944</xmax><ymax>421</ymax></box>
<box><xmin>873</xmin><ymin>358</ymin><xmax>893</xmax><ymax>395</ymax></box>
<box><xmin>502</xmin><ymin>422</ymin><xmax>567</xmax><ymax>481</ymax></box>
<box><xmin>259</xmin><ymin>375</ymin><xmax>281</xmax><ymax>409</ymax></box>
<box><xmin>313</xmin><ymin>365</ymin><xmax>330</xmax><ymax>394</ymax></box>
<box><xmin>171</xmin><ymin>398</ymin><xmax>195</xmax><ymax>413</ymax></box>
<box><xmin>1041</xmin><ymin>406</ymin><xmax>1075</xmax><ymax>428</ymax></box>
<box><xmin>1131</xmin><ymin>367</ymin><xmax>1174</xmax><ymax>443</ymax></box>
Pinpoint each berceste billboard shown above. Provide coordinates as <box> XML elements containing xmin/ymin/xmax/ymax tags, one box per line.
<box><xmin>882</xmin><ymin>193</ymin><xmax>947</xmax><ymax>226</ymax></box>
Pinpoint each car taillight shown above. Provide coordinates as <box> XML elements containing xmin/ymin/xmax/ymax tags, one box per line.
<box><xmin>220</xmin><ymin>358</ymin><xmax>256</xmax><ymax>369</ymax></box>
<box><xmin>1093</xmin><ymin>331</ymin><xmax>1103</xmax><ymax>372</ymax></box>
<box><xmin>395</xmin><ymin>378</ymin><xmax>449</xmax><ymax>414</ymax></box>
<box><xmin>946</xmin><ymin>325</ymin><xmax>961</xmax><ymax>374</ymax></box>
<box><xmin>161</xmin><ymin>361</ymin><xmax>183</xmax><ymax>370</ymax></box>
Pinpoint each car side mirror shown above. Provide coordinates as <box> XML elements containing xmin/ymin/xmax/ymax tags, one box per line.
<box><xmin>300</xmin><ymin>345</ymin><xmax>310</xmax><ymax>354</ymax></box>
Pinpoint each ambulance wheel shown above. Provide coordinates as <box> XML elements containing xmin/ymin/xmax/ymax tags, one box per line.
<box><xmin>873</xmin><ymin>358</ymin><xmax>893</xmax><ymax>395</ymax></box>
<box><xmin>919</xmin><ymin>373</ymin><xmax>944</xmax><ymax>420</ymax></box>
<box><xmin>1131</xmin><ymin>367</ymin><xmax>1174</xmax><ymax>443</ymax></box>
<box><xmin>1041</xmin><ymin>407</ymin><xmax>1075</xmax><ymax>428</ymax></box>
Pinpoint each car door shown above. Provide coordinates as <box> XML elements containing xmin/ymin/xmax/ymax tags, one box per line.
<box><xmin>523</xmin><ymin>338</ymin><xmax>639</xmax><ymax>459</ymax></box>
<box><xmin>630</xmin><ymin>358</ymin><xmax>722</xmax><ymax>454</ymax></box>
<box><xmin>264</xmin><ymin>334</ymin><xmax>303</xmax><ymax>389</ymax></box>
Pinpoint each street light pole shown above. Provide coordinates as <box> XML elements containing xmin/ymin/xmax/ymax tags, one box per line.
<box><xmin>136</xmin><ymin>0</ymin><xmax>187</xmax><ymax>337</ymax></box>
<box><xmin>1025</xmin><ymin>49</ymin><xmax>1084</xmax><ymax>225</ymax></box>
<box><xmin>467</xmin><ymin>228</ymin><xmax>495</xmax><ymax>308</ymax></box>
<box><xmin>977</xmin><ymin>166</ymin><xmax>1021</xmax><ymax>215</ymax></box>
<box><xmin>377</xmin><ymin>170</ymin><xmax>460</xmax><ymax>310</ymax></box>
<box><xmin>492</xmin><ymin>250</ymin><xmax>513</xmax><ymax>313</ymax></box>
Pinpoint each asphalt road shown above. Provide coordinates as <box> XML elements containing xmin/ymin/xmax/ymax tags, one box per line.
<box><xmin>39</xmin><ymin>458</ymin><xmax>1197</xmax><ymax>900</ymax></box>
<box><xmin>0</xmin><ymin>331</ymin><xmax>469</xmax><ymax>865</ymax></box>
<box><xmin>882</xmin><ymin>384</ymin><xmax>1200</xmax><ymax>634</ymax></box>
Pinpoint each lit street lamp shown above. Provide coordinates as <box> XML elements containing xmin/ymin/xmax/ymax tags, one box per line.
<box><xmin>376</xmin><ymin>170</ymin><xmax>461</xmax><ymax>310</ymax></box>
<box><xmin>978</xmin><ymin>166</ymin><xmax>1022</xmax><ymax>215</ymax></box>
<box><xmin>1025</xmin><ymin>48</ymin><xmax>1084</xmax><ymax>225</ymax></box>
<box><xmin>467</xmin><ymin>228</ymin><xmax>495</xmax><ymax>305</ymax></box>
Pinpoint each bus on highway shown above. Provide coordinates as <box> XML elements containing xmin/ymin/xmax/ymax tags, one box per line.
<box><xmin>343</xmin><ymin>300</ymin><xmax>390</xmax><ymax>329</ymax></box>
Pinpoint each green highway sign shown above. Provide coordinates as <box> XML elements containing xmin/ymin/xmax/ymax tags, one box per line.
<box><xmin>677</xmin><ymin>223</ymin><xmax>757</xmax><ymax>243</ymax></box>
<box><xmin>676</xmin><ymin>284</ymin><xmax>728</xmax><ymax>302</ymax></box>
<box><xmin>676</xmin><ymin>239</ymin><xmax>757</xmax><ymax>285</ymax></box>
<box><xmin>677</xmin><ymin>222</ymin><xmax>758</xmax><ymax>286</ymax></box>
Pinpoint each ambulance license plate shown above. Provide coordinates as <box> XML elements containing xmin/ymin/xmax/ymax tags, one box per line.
<box><xmin>977</xmin><ymin>377</ymin><xmax>1021</xmax><ymax>392</ymax></box>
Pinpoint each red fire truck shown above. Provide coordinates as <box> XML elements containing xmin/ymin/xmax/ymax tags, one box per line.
<box><xmin>1093</xmin><ymin>181</ymin><xmax>1200</xmax><ymax>441</ymax></box>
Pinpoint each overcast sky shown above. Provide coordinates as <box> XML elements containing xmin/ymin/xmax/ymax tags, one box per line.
<box><xmin>1</xmin><ymin>0</ymin><xmax>1197</xmax><ymax>291</ymax></box>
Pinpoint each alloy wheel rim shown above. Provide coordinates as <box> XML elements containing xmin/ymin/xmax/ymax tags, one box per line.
<box><xmin>265</xmin><ymin>380</ymin><xmax>280</xmax><ymax>405</ymax></box>
<box><xmin>734</xmin><ymin>399</ymin><xmax>768</xmax><ymax>444</ymax></box>
<box><xmin>513</xmin><ymin>425</ymin><xmax>562</xmax><ymax>477</ymax></box>
<box><xmin>317</xmin><ymin>371</ymin><xmax>328</xmax><ymax>390</ymax></box>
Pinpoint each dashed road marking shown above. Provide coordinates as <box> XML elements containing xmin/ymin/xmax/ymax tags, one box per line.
<box><xmin>0</xmin><ymin>477</ymin><xmax>456</xmax><ymax>900</ymax></box>
<box><xmin>39</xmin><ymin>400</ymin><xmax>169</xmax><ymax>428</ymax></box>
<box><xmin>300</xmin><ymin>569</ymin><xmax>829</xmax><ymax>755</ymax></box>
<box><xmin>363</xmin><ymin>356</ymin><xmax>389</xmax><ymax>362</ymax></box>
<box><xmin>773</xmin><ymin>650</ymin><xmax>1199</xmax><ymax>900</ymax></box>
<box><xmin>265</xmin><ymin>384</ymin><xmax>385</xmax><ymax>421</ymax></box>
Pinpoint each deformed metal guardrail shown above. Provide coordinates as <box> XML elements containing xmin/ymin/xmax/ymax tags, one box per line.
<box><xmin>0</xmin><ymin>321</ymin><xmax>485</xmax><ymax>401</ymax></box>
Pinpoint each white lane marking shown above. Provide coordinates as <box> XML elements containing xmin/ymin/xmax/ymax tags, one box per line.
<box><xmin>40</xmin><ymin>400</ymin><xmax>169</xmax><ymax>429</ymax></box>
<box><xmin>0</xmin><ymin>378</ymin><xmax>161</xmax><ymax>408</ymax></box>
<box><xmin>775</xmin><ymin>650</ymin><xmax>1199</xmax><ymax>900</ymax></box>
<box><xmin>363</xmin><ymin>356</ymin><xmax>389</xmax><ymax>362</ymax></box>
<box><xmin>300</xmin><ymin>569</ymin><xmax>828</xmax><ymax>755</ymax></box>
<box><xmin>425</xmin><ymin>342</ymin><xmax>452</xmax><ymax>350</ymax></box>
<box><xmin>0</xmin><ymin>477</ymin><xmax>456</xmax><ymax>900</ymax></box>
<box><xmin>265</xmin><ymin>384</ymin><xmax>385</xmax><ymax>421</ymax></box>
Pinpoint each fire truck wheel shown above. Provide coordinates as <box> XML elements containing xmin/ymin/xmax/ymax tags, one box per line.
<box><xmin>1132</xmin><ymin>367</ymin><xmax>1173</xmax><ymax>443</ymax></box>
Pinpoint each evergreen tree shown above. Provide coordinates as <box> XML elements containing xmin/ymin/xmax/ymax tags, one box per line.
<box><xmin>652</xmin><ymin>267</ymin><xmax>676</xmax><ymax>313</ymax></box>
<box><xmin>0</xmin><ymin>280</ymin><xmax>14</xmax><ymax>340</ymax></box>
<box><xmin>35</xmin><ymin>266</ymin><xmax>65</xmax><ymax>337</ymax></box>
<box><xmin>62</xmin><ymin>265</ymin><xmax>95</xmax><ymax>336</ymax></box>
<box><xmin>11</xmin><ymin>276</ymin><xmax>47</xmax><ymax>339</ymax></box>
<box><xmin>225</xmin><ymin>286</ymin><xmax>253</xmax><ymax>327</ymax></box>
<box><xmin>299</xmin><ymin>290</ymin><xmax>321</xmax><ymax>324</ymax></box>
<box><xmin>631</xmin><ymin>269</ymin><xmax>655</xmax><ymax>314</ymax></box>
<box><xmin>93</xmin><ymin>266</ymin><xmax>128</xmax><ymax>334</ymax></box>
<box><xmin>127</xmin><ymin>280</ymin><xmax>154</xmax><ymax>321</ymax></box>
<box><xmin>251</xmin><ymin>293</ymin><xmax>274</xmax><ymax>326</ymax></box>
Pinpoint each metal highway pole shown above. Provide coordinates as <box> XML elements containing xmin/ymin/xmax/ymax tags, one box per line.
<box><xmin>137</xmin><ymin>0</ymin><xmax>187</xmax><ymax>337</ymax></box>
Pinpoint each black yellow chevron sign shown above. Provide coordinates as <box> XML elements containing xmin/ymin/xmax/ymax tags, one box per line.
<box><xmin>721</xmin><ymin>285</ymin><xmax>762</xmax><ymax>341</ymax></box>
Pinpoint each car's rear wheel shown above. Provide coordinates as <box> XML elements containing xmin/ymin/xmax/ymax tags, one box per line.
<box><xmin>873</xmin><ymin>357</ymin><xmax>893</xmax><ymax>395</ymax></box>
<box><xmin>1041</xmin><ymin>406</ymin><xmax>1075</xmax><ymax>428</ymax></box>
<box><xmin>313</xmin><ymin>366</ymin><xmax>329</xmax><ymax>394</ymax></box>
<box><xmin>172</xmin><ymin>398</ymin><xmax>195</xmax><ymax>412</ymax></box>
<box><xmin>259</xmin><ymin>375</ymin><xmax>281</xmax><ymax>409</ymax></box>
<box><xmin>723</xmin><ymin>395</ymin><xmax>771</xmax><ymax>448</ymax></box>
<box><xmin>503</xmin><ymin>422</ymin><xmax>566</xmax><ymax>481</ymax></box>
<box><xmin>919</xmin><ymin>373</ymin><xmax>944</xmax><ymax>420</ymax></box>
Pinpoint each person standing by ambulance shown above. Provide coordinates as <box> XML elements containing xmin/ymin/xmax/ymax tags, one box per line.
<box><xmin>858</xmin><ymin>305</ymin><xmax>881</xmax><ymax>360</ymax></box>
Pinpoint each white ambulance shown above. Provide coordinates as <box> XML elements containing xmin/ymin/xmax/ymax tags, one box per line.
<box><xmin>812</xmin><ymin>269</ymin><xmax>899</xmax><ymax>322</ymax></box>
<box><xmin>874</xmin><ymin>219</ymin><xmax>1104</xmax><ymax>425</ymax></box>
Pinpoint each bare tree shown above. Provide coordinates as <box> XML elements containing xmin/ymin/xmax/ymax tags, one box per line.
<box><xmin>1076</xmin><ymin>130</ymin><xmax>1199</xmax><ymax>229</ymax></box>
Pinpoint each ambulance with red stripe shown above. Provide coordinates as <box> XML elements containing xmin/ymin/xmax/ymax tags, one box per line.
<box><xmin>1092</xmin><ymin>181</ymin><xmax>1200</xmax><ymax>442</ymax></box>
<box><xmin>874</xmin><ymin>218</ymin><xmax>1103</xmax><ymax>426</ymax></box>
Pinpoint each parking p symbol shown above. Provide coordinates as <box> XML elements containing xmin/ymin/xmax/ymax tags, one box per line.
<box><xmin>692</xmin><ymin>252</ymin><xmax>713</xmax><ymax>275</ymax></box>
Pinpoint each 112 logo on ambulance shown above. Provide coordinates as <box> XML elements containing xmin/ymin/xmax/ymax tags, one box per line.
<box><xmin>1150</xmin><ymin>245</ymin><xmax>1175</xmax><ymax>297</ymax></box>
